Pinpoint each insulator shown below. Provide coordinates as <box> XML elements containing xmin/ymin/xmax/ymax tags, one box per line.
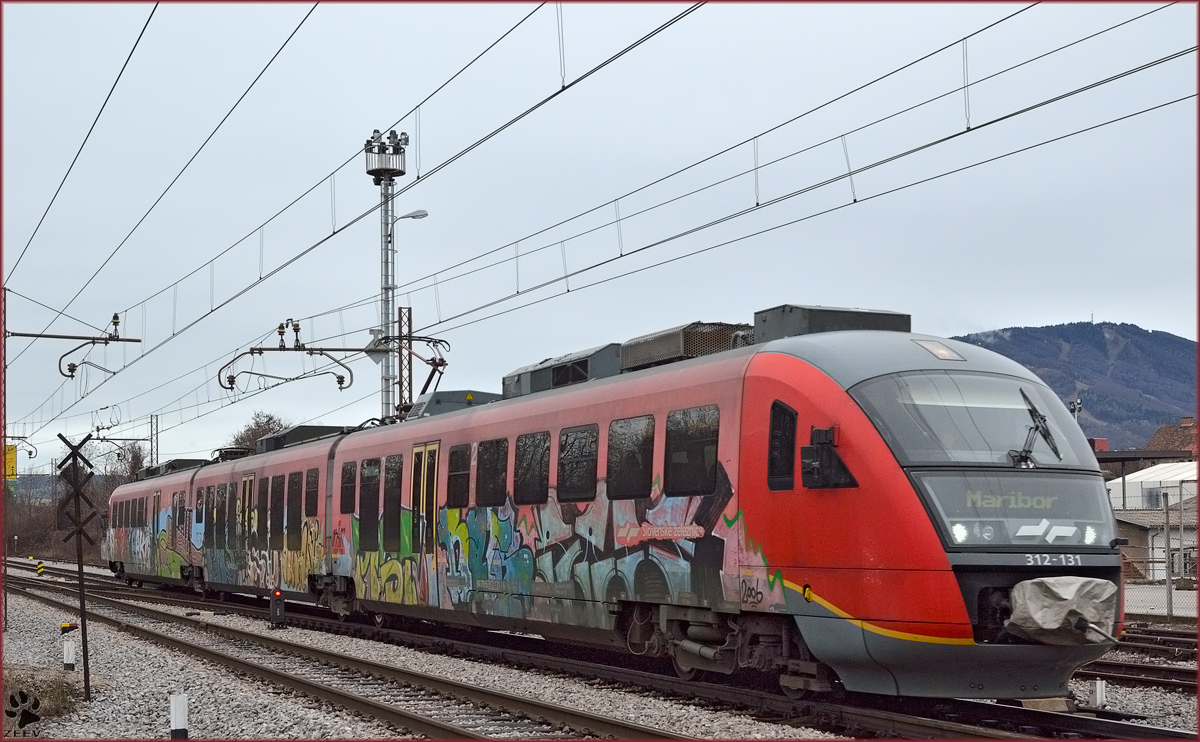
<box><xmin>67</xmin><ymin>363</ymin><xmax>77</xmax><ymax>377</ymax></box>
<box><xmin>336</xmin><ymin>375</ymin><xmax>345</xmax><ymax>389</ymax></box>
<box><xmin>226</xmin><ymin>375</ymin><xmax>236</xmax><ymax>389</ymax></box>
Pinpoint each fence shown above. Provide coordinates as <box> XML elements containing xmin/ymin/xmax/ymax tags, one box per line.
<box><xmin>1114</xmin><ymin>480</ymin><xmax>1197</xmax><ymax>621</ymax></box>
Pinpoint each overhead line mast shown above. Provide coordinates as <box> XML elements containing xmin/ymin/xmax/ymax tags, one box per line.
<box><xmin>365</xmin><ymin>129</ymin><xmax>425</xmax><ymax>421</ymax></box>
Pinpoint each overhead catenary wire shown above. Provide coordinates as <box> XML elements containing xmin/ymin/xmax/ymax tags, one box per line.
<box><xmin>411</xmin><ymin>47</ymin><xmax>1196</xmax><ymax>332</ymax></box>
<box><xmin>7</xmin><ymin>2</ymin><xmax>320</xmax><ymax>368</ymax></box>
<box><xmin>108</xmin><ymin>2</ymin><xmax>548</xmax><ymax>323</ymax></box>
<box><xmin>5</xmin><ymin>3</ymin><xmax>1152</xmax><ymax>435</ymax></box>
<box><xmin>4</xmin><ymin>3</ymin><xmax>159</xmax><ymax>286</ymax></box>
<box><xmin>388</xmin><ymin>22</ymin><xmax>1192</xmax><ymax>306</ymax></box>
<box><xmin>9</xmin><ymin>4</ymin><xmax>1171</xmax><ymax>436</ymax></box>
<box><xmin>11</xmin><ymin>4</ymin><xmax>1181</xmax><ymax>447</ymax></box>
<box><xmin>388</xmin><ymin>2</ymin><xmax>1045</xmax><ymax>297</ymax></box>
<box><xmin>29</xmin><ymin>87</ymin><xmax>1192</xmax><ymax>461</ymax></box>
<box><xmin>9</xmin><ymin>3</ymin><xmax>707</xmax><ymax>433</ymax></box>
<box><xmin>3</xmin><ymin>289</ymin><xmax>108</xmax><ymax>334</ymax></box>
<box><xmin>422</xmin><ymin>93</ymin><xmax>1196</xmax><ymax>337</ymax></box>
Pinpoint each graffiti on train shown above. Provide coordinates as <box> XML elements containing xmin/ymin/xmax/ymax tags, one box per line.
<box><xmin>431</xmin><ymin>462</ymin><xmax>753</xmax><ymax>628</ymax></box>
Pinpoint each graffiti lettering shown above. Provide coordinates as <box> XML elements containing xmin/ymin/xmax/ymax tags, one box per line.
<box><xmin>740</xmin><ymin>579</ymin><xmax>763</xmax><ymax>607</ymax></box>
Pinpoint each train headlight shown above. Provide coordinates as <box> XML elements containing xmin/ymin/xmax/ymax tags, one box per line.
<box><xmin>981</xmin><ymin>525</ymin><xmax>995</xmax><ymax>541</ymax></box>
<box><xmin>952</xmin><ymin>523</ymin><xmax>969</xmax><ymax>543</ymax></box>
<box><xmin>1084</xmin><ymin>526</ymin><xmax>1097</xmax><ymax>545</ymax></box>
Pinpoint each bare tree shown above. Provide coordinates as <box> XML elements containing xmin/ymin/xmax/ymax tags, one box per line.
<box><xmin>228</xmin><ymin>411</ymin><xmax>291</xmax><ymax>450</ymax></box>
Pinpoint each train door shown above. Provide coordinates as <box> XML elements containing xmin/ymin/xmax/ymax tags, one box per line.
<box><xmin>241</xmin><ymin>475</ymin><xmax>255</xmax><ymax>553</ymax></box>
<box><xmin>410</xmin><ymin>442</ymin><xmax>440</xmax><ymax>604</ymax></box>
<box><xmin>151</xmin><ymin>490</ymin><xmax>161</xmax><ymax>574</ymax></box>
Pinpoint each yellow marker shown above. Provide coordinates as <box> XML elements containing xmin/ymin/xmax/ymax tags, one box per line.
<box><xmin>465</xmin><ymin>392</ymin><xmax>474</xmax><ymax>402</ymax></box>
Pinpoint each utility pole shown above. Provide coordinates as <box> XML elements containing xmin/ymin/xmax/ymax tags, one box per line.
<box><xmin>149</xmin><ymin>414</ymin><xmax>159</xmax><ymax>468</ymax></box>
<box><xmin>364</xmin><ymin>129</ymin><xmax>425</xmax><ymax>421</ymax></box>
<box><xmin>397</xmin><ymin>306</ymin><xmax>413</xmax><ymax>416</ymax></box>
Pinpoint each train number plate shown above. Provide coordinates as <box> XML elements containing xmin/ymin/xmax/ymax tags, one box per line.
<box><xmin>1024</xmin><ymin>553</ymin><xmax>1083</xmax><ymax>566</ymax></box>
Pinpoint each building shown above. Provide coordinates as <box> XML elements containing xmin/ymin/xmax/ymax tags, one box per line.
<box><xmin>1106</xmin><ymin>460</ymin><xmax>1198</xmax><ymax>511</ymax></box>
<box><xmin>1114</xmin><ymin>497</ymin><xmax>1197</xmax><ymax>581</ymax></box>
<box><xmin>1145</xmin><ymin>415</ymin><xmax>1198</xmax><ymax>456</ymax></box>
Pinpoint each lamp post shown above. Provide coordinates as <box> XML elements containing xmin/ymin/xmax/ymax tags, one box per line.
<box><xmin>365</xmin><ymin>130</ymin><xmax>426</xmax><ymax>421</ymax></box>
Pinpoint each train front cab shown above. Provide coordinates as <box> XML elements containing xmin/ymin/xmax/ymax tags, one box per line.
<box><xmin>741</xmin><ymin>333</ymin><xmax>1121</xmax><ymax>699</ymax></box>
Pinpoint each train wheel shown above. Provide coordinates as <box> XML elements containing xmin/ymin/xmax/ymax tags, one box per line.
<box><xmin>134</xmin><ymin>580</ymin><xmax>143</xmax><ymax>588</ymax></box>
<box><xmin>779</xmin><ymin>679</ymin><xmax>812</xmax><ymax>701</ymax></box>
<box><xmin>373</xmin><ymin>613</ymin><xmax>390</xmax><ymax>629</ymax></box>
<box><xmin>671</xmin><ymin>656</ymin><xmax>699</xmax><ymax>682</ymax></box>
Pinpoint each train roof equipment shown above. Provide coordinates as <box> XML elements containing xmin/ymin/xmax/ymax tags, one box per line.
<box><xmin>407</xmin><ymin>389</ymin><xmax>502</xmax><ymax>419</ymax></box>
<box><xmin>502</xmin><ymin>344</ymin><xmax>621</xmax><ymax>399</ymax></box>
<box><xmin>135</xmin><ymin>458</ymin><xmax>207</xmax><ymax>481</ymax></box>
<box><xmin>502</xmin><ymin>304</ymin><xmax>915</xmax><ymax>399</ymax></box>
<box><xmin>255</xmin><ymin>425</ymin><xmax>351</xmax><ymax>454</ymax></box>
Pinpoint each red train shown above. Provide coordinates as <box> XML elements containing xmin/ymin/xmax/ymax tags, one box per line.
<box><xmin>104</xmin><ymin>305</ymin><xmax>1122</xmax><ymax>698</ymax></box>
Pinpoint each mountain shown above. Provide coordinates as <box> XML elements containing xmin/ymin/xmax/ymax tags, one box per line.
<box><xmin>952</xmin><ymin>322</ymin><xmax>1197</xmax><ymax>450</ymax></box>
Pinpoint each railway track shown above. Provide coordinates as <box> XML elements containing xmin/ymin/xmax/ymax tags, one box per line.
<box><xmin>9</xmin><ymin>578</ymin><xmax>687</xmax><ymax>740</ymax></box>
<box><xmin>10</xmin><ymin>568</ymin><xmax>1195</xmax><ymax>739</ymax></box>
<box><xmin>1119</xmin><ymin>624</ymin><xmax>1198</xmax><ymax>661</ymax></box>
<box><xmin>1076</xmin><ymin>659</ymin><xmax>1197</xmax><ymax>691</ymax></box>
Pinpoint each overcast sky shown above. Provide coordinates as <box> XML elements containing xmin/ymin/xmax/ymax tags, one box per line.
<box><xmin>3</xmin><ymin>2</ymin><xmax>1196</xmax><ymax>473</ymax></box>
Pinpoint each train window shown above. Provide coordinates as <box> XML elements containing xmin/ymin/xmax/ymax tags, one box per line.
<box><xmin>768</xmin><ymin>401</ymin><xmax>797</xmax><ymax>491</ymax></box>
<box><xmin>340</xmin><ymin>461</ymin><xmax>357</xmax><ymax>514</ymax></box>
<box><xmin>215</xmin><ymin>484</ymin><xmax>227</xmax><ymax>549</ymax></box>
<box><xmin>382</xmin><ymin>455</ymin><xmax>403</xmax><ymax>552</ymax></box>
<box><xmin>514</xmin><ymin>432</ymin><xmax>550</xmax><ymax>505</ymax></box>
<box><xmin>195</xmin><ymin>488</ymin><xmax>204</xmax><ymax>524</ymax></box>
<box><xmin>140</xmin><ymin>497</ymin><xmax>147</xmax><ymax>527</ymax></box>
<box><xmin>269</xmin><ymin>475</ymin><xmax>285</xmax><ymax>550</ymax></box>
<box><xmin>286</xmin><ymin>472</ymin><xmax>303</xmax><ymax>551</ymax></box>
<box><xmin>241</xmin><ymin>479</ymin><xmax>253</xmax><ymax>551</ymax></box>
<box><xmin>664</xmin><ymin>405</ymin><xmax>720</xmax><ymax>497</ymax></box>
<box><xmin>359</xmin><ymin>459</ymin><xmax>381</xmax><ymax>552</ymax></box>
<box><xmin>607</xmin><ymin>415</ymin><xmax>655</xmax><ymax>500</ymax></box>
<box><xmin>226</xmin><ymin>484</ymin><xmax>237</xmax><ymax>549</ymax></box>
<box><xmin>171</xmin><ymin>492</ymin><xmax>180</xmax><ymax>549</ymax></box>
<box><xmin>475</xmin><ymin>438</ymin><xmax>509</xmax><ymax>507</ymax></box>
<box><xmin>558</xmin><ymin>425</ymin><xmax>599</xmax><ymax>502</ymax></box>
<box><xmin>256</xmin><ymin>478</ymin><xmax>269</xmax><ymax>549</ymax></box>
<box><xmin>446</xmin><ymin>445</ymin><xmax>471</xmax><ymax>508</ymax></box>
<box><xmin>304</xmin><ymin>468</ymin><xmax>319</xmax><ymax>518</ymax></box>
<box><xmin>203</xmin><ymin>487</ymin><xmax>214</xmax><ymax>547</ymax></box>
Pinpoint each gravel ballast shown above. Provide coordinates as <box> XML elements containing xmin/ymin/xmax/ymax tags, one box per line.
<box><xmin>3</xmin><ymin>593</ymin><xmax>843</xmax><ymax>738</ymax></box>
<box><xmin>5</xmin><ymin>582</ymin><xmax>1195</xmax><ymax>737</ymax></box>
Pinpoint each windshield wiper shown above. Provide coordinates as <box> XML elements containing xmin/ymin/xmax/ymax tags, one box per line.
<box><xmin>1009</xmin><ymin>388</ymin><xmax>1063</xmax><ymax>468</ymax></box>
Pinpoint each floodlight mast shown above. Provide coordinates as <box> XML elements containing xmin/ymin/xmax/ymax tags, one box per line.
<box><xmin>364</xmin><ymin>130</ymin><xmax>425</xmax><ymax>421</ymax></box>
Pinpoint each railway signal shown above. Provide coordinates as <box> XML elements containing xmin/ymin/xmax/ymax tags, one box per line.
<box><xmin>269</xmin><ymin>588</ymin><xmax>286</xmax><ymax>628</ymax></box>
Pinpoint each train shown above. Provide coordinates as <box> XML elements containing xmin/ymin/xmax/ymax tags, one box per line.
<box><xmin>103</xmin><ymin>304</ymin><xmax>1123</xmax><ymax>699</ymax></box>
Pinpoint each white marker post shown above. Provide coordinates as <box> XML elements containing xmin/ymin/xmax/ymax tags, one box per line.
<box><xmin>169</xmin><ymin>694</ymin><xmax>188</xmax><ymax>739</ymax></box>
<box><xmin>63</xmin><ymin>640</ymin><xmax>75</xmax><ymax>671</ymax></box>
<box><xmin>1087</xmin><ymin>678</ymin><xmax>1106</xmax><ymax>708</ymax></box>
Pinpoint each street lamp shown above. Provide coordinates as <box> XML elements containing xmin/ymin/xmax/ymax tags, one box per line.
<box><xmin>1068</xmin><ymin>398</ymin><xmax>1083</xmax><ymax>422</ymax></box>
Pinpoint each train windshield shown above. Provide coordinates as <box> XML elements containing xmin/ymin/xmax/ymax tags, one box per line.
<box><xmin>911</xmin><ymin>470</ymin><xmax>1116</xmax><ymax>548</ymax></box>
<box><xmin>850</xmin><ymin>370</ymin><xmax>1095</xmax><ymax>469</ymax></box>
